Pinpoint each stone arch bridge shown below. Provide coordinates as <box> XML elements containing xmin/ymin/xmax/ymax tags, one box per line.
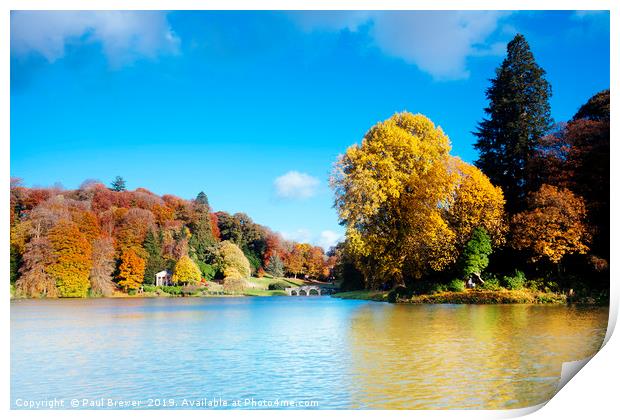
<box><xmin>285</xmin><ymin>285</ymin><xmax>327</xmax><ymax>296</ymax></box>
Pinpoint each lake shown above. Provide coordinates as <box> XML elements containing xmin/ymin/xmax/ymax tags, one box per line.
<box><xmin>11</xmin><ymin>297</ymin><xmax>608</xmax><ymax>409</ymax></box>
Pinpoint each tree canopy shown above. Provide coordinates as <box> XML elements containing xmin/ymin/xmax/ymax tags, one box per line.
<box><xmin>474</xmin><ymin>34</ymin><xmax>552</xmax><ymax>212</ymax></box>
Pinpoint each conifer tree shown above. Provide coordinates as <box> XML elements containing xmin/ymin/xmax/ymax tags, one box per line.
<box><xmin>110</xmin><ymin>176</ymin><xmax>127</xmax><ymax>192</ymax></box>
<box><xmin>266</xmin><ymin>254</ymin><xmax>284</xmax><ymax>278</ymax></box>
<box><xmin>474</xmin><ymin>34</ymin><xmax>552</xmax><ymax>212</ymax></box>
<box><xmin>143</xmin><ymin>229</ymin><xmax>165</xmax><ymax>285</ymax></box>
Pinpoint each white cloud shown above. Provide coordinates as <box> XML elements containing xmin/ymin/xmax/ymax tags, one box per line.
<box><xmin>281</xmin><ymin>229</ymin><xmax>313</xmax><ymax>244</ymax></box>
<box><xmin>318</xmin><ymin>230</ymin><xmax>343</xmax><ymax>251</ymax></box>
<box><xmin>281</xmin><ymin>229</ymin><xmax>343</xmax><ymax>251</ymax></box>
<box><xmin>274</xmin><ymin>171</ymin><xmax>320</xmax><ymax>199</ymax></box>
<box><xmin>11</xmin><ymin>11</ymin><xmax>180</xmax><ymax>66</ymax></box>
<box><xmin>573</xmin><ymin>11</ymin><xmax>608</xmax><ymax>19</ymax></box>
<box><xmin>291</xmin><ymin>11</ymin><xmax>510</xmax><ymax>80</ymax></box>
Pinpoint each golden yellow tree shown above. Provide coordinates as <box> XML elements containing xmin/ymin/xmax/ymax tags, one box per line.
<box><xmin>217</xmin><ymin>240</ymin><xmax>251</xmax><ymax>279</ymax></box>
<box><xmin>286</xmin><ymin>244</ymin><xmax>306</xmax><ymax>279</ymax></box>
<box><xmin>446</xmin><ymin>157</ymin><xmax>507</xmax><ymax>247</ymax></box>
<box><xmin>331</xmin><ymin>112</ymin><xmax>506</xmax><ymax>287</ymax></box>
<box><xmin>46</xmin><ymin>220</ymin><xmax>92</xmax><ymax>297</ymax></box>
<box><xmin>332</xmin><ymin>112</ymin><xmax>455</xmax><ymax>286</ymax></box>
<box><xmin>172</xmin><ymin>255</ymin><xmax>201</xmax><ymax>285</ymax></box>
<box><xmin>117</xmin><ymin>249</ymin><xmax>146</xmax><ymax>292</ymax></box>
<box><xmin>512</xmin><ymin>184</ymin><xmax>589</xmax><ymax>264</ymax></box>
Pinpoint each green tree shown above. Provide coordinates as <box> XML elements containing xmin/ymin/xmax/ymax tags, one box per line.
<box><xmin>143</xmin><ymin>229</ymin><xmax>165</xmax><ymax>285</ymax></box>
<box><xmin>459</xmin><ymin>227</ymin><xmax>493</xmax><ymax>278</ymax></box>
<box><xmin>189</xmin><ymin>192</ymin><xmax>216</xmax><ymax>262</ymax></box>
<box><xmin>110</xmin><ymin>176</ymin><xmax>127</xmax><ymax>192</ymax></box>
<box><xmin>195</xmin><ymin>191</ymin><xmax>210</xmax><ymax>206</ymax></box>
<box><xmin>265</xmin><ymin>254</ymin><xmax>284</xmax><ymax>277</ymax></box>
<box><xmin>474</xmin><ymin>34</ymin><xmax>552</xmax><ymax>212</ymax></box>
<box><xmin>10</xmin><ymin>244</ymin><xmax>22</xmax><ymax>284</ymax></box>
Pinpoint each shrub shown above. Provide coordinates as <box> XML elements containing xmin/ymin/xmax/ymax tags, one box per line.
<box><xmin>143</xmin><ymin>284</ymin><xmax>157</xmax><ymax>293</ymax></box>
<box><xmin>160</xmin><ymin>285</ymin><xmax>183</xmax><ymax>296</ymax></box>
<box><xmin>524</xmin><ymin>278</ymin><xmax>545</xmax><ymax>291</ymax></box>
<box><xmin>387</xmin><ymin>285</ymin><xmax>410</xmax><ymax>303</ymax></box>
<box><xmin>223</xmin><ymin>277</ymin><xmax>246</xmax><ymax>294</ymax></box>
<box><xmin>447</xmin><ymin>279</ymin><xmax>465</xmax><ymax>292</ymax></box>
<box><xmin>480</xmin><ymin>275</ymin><xmax>501</xmax><ymax>291</ymax></box>
<box><xmin>268</xmin><ymin>281</ymin><xmax>289</xmax><ymax>291</ymax></box>
<box><xmin>429</xmin><ymin>283</ymin><xmax>449</xmax><ymax>294</ymax></box>
<box><xmin>502</xmin><ymin>270</ymin><xmax>526</xmax><ymax>290</ymax></box>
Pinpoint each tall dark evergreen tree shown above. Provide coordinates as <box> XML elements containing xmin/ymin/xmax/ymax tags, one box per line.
<box><xmin>474</xmin><ymin>34</ymin><xmax>553</xmax><ymax>212</ymax></box>
<box><xmin>143</xmin><ymin>229</ymin><xmax>164</xmax><ymax>284</ymax></box>
<box><xmin>189</xmin><ymin>192</ymin><xmax>216</xmax><ymax>262</ymax></box>
<box><xmin>195</xmin><ymin>191</ymin><xmax>210</xmax><ymax>206</ymax></box>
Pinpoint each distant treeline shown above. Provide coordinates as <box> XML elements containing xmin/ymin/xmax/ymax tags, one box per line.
<box><xmin>10</xmin><ymin>180</ymin><xmax>336</xmax><ymax>297</ymax></box>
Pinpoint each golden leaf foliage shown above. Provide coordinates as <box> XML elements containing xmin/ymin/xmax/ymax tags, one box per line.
<box><xmin>446</xmin><ymin>157</ymin><xmax>507</xmax><ymax>248</ymax></box>
<box><xmin>512</xmin><ymin>184</ymin><xmax>589</xmax><ymax>264</ymax></box>
<box><xmin>218</xmin><ymin>240</ymin><xmax>251</xmax><ymax>279</ymax></box>
<box><xmin>332</xmin><ymin>112</ymin><xmax>506</xmax><ymax>286</ymax></box>
<box><xmin>172</xmin><ymin>255</ymin><xmax>201</xmax><ymax>285</ymax></box>
<box><xmin>46</xmin><ymin>220</ymin><xmax>92</xmax><ymax>297</ymax></box>
<box><xmin>117</xmin><ymin>248</ymin><xmax>146</xmax><ymax>291</ymax></box>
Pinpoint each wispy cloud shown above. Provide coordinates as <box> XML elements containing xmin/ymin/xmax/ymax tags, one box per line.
<box><xmin>317</xmin><ymin>230</ymin><xmax>343</xmax><ymax>251</ymax></box>
<box><xmin>281</xmin><ymin>228</ymin><xmax>343</xmax><ymax>251</ymax></box>
<box><xmin>291</xmin><ymin>11</ymin><xmax>511</xmax><ymax>80</ymax></box>
<box><xmin>11</xmin><ymin>11</ymin><xmax>180</xmax><ymax>66</ymax></box>
<box><xmin>274</xmin><ymin>171</ymin><xmax>320</xmax><ymax>199</ymax></box>
<box><xmin>281</xmin><ymin>228</ymin><xmax>313</xmax><ymax>244</ymax></box>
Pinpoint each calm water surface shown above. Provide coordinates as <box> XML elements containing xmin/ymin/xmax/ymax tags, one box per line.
<box><xmin>11</xmin><ymin>297</ymin><xmax>608</xmax><ymax>409</ymax></box>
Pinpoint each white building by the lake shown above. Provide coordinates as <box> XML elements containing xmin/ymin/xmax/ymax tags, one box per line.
<box><xmin>155</xmin><ymin>270</ymin><xmax>172</xmax><ymax>287</ymax></box>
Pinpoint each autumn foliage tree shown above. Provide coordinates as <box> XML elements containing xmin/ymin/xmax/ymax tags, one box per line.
<box><xmin>89</xmin><ymin>236</ymin><xmax>117</xmax><ymax>296</ymax></box>
<box><xmin>512</xmin><ymin>184</ymin><xmax>589</xmax><ymax>266</ymax></box>
<box><xmin>117</xmin><ymin>249</ymin><xmax>146</xmax><ymax>292</ymax></box>
<box><xmin>16</xmin><ymin>234</ymin><xmax>57</xmax><ymax>298</ymax></box>
<box><xmin>217</xmin><ymin>241</ymin><xmax>251</xmax><ymax>280</ymax></box>
<box><xmin>172</xmin><ymin>255</ymin><xmax>202</xmax><ymax>285</ymax></box>
<box><xmin>46</xmin><ymin>220</ymin><xmax>92</xmax><ymax>297</ymax></box>
<box><xmin>331</xmin><ymin>112</ymin><xmax>506</xmax><ymax>288</ymax></box>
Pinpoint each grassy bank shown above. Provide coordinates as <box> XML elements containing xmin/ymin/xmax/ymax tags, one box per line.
<box><xmin>11</xmin><ymin>276</ymin><xmax>310</xmax><ymax>299</ymax></box>
<box><xmin>332</xmin><ymin>290</ymin><xmax>389</xmax><ymax>301</ymax></box>
<box><xmin>333</xmin><ymin>289</ymin><xmax>568</xmax><ymax>304</ymax></box>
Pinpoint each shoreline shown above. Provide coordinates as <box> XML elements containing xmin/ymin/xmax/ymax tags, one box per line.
<box><xmin>332</xmin><ymin>289</ymin><xmax>608</xmax><ymax>305</ymax></box>
<box><xmin>10</xmin><ymin>287</ymin><xmax>607</xmax><ymax>305</ymax></box>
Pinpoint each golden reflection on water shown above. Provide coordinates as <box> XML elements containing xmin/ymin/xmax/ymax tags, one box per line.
<box><xmin>346</xmin><ymin>304</ymin><xmax>608</xmax><ymax>409</ymax></box>
<box><xmin>11</xmin><ymin>299</ymin><xmax>608</xmax><ymax>410</ymax></box>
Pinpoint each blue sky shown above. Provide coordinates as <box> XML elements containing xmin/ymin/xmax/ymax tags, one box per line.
<box><xmin>10</xmin><ymin>10</ymin><xmax>610</xmax><ymax>249</ymax></box>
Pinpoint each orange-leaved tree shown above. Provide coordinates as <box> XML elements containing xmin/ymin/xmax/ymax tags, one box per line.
<box><xmin>512</xmin><ymin>184</ymin><xmax>589</xmax><ymax>266</ymax></box>
<box><xmin>117</xmin><ymin>248</ymin><xmax>146</xmax><ymax>292</ymax></box>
